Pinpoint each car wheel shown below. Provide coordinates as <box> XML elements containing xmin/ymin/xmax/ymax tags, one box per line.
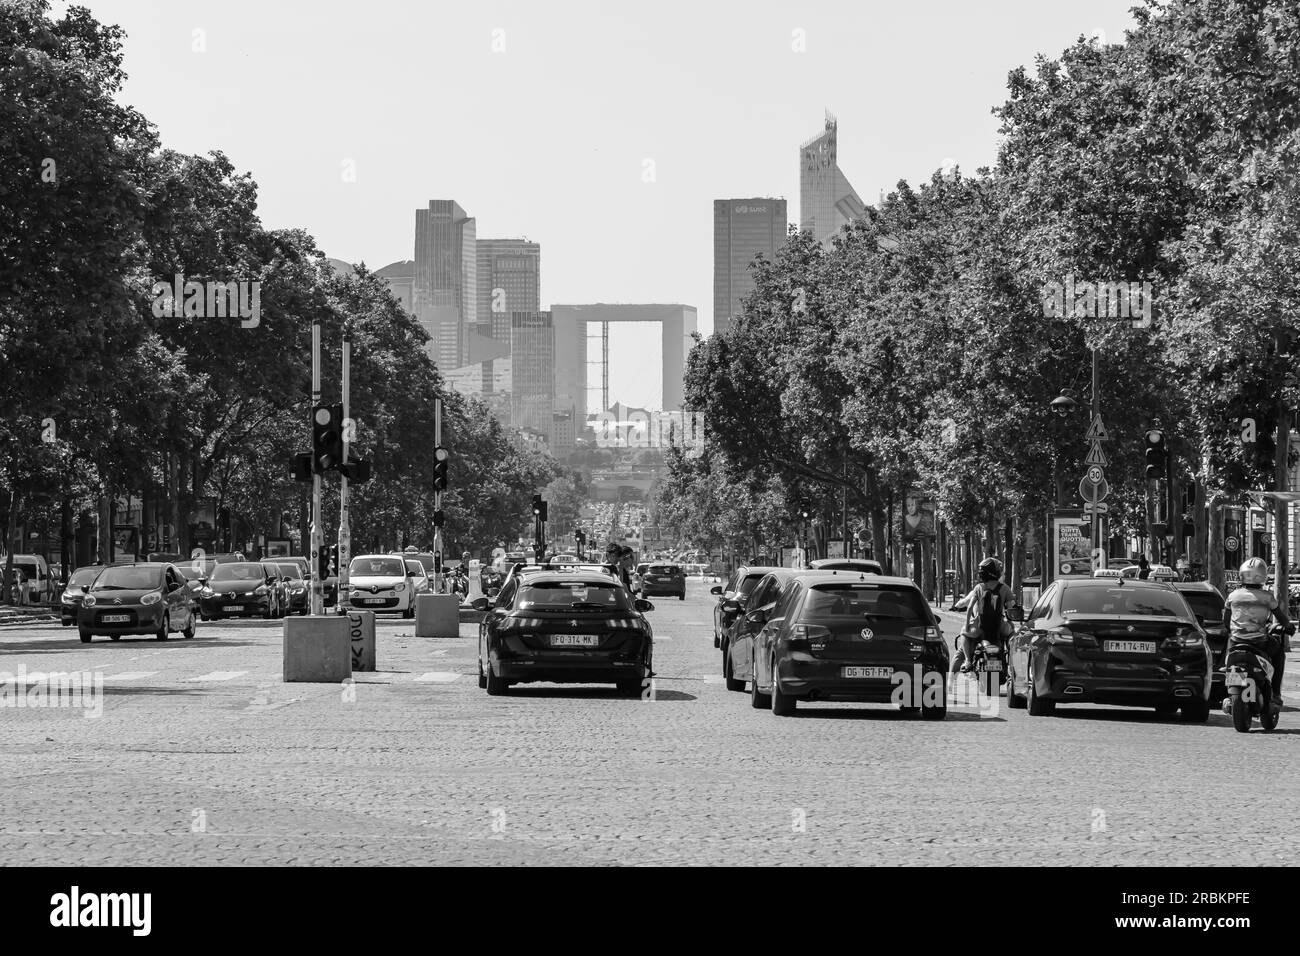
<box><xmin>1181</xmin><ymin>698</ymin><xmax>1210</xmax><ymax>723</ymax></box>
<box><xmin>200</xmin><ymin>613</ymin><xmax>209</xmax><ymax>622</ymax></box>
<box><xmin>477</xmin><ymin>657</ymin><xmax>487</xmax><ymax>689</ymax></box>
<box><xmin>1027</xmin><ymin>671</ymin><xmax>1054</xmax><ymax>716</ymax></box>
<box><xmin>1260</xmin><ymin>689</ymin><xmax>1280</xmax><ymax>731</ymax></box>
<box><xmin>724</xmin><ymin>648</ymin><xmax>745</xmax><ymax>692</ymax></box>
<box><xmin>78</xmin><ymin>629</ymin><xmax>92</xmax><ymax>644</ymax></box>
<box><xmin>750</xmin><ymin>654</ymin><xmax>770</xmax><ymax>709</ymax></box>
<box><xmin>485</xmin><ymin>664</ymin><xmax>510</xmax><ymax>696</ymax></box>
<box><xmin>403</xmin><ymin>605</ymin><xmax>415</xmax><ymax>619</ymax></box>
<box><xmin>770</xmin><ymin>659</ymin><xmax>796</xmax><ymax>716</ymax></box>
<box><xmin>679</xmin><ymin>592</ymin><xmax>685</xmax><ymax>601</ymax></box>
<box><xmin>713</xmin><ymin>632</ymin><xmax>720</xmax><ymax>649</ymax></box>
<box><xmin>182</xmin><ymin>612</ymin><xmax>196</xmax><ymax>639</ymax></box>
<box><xmin>1006</xmin><ymin>665</ymin><xmax>1027</xmax><ymax>709</ymax></box>
<box><xmin>155</xmin><ymin>613</ymin><xmax>170</xmax><ymax>641</ymax></box>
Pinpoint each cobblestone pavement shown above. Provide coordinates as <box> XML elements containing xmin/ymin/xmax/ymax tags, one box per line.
<box><xmin>1</xmin><ymin>581</ymin><xmax>1297</xmax><ymax>866</ymax></box>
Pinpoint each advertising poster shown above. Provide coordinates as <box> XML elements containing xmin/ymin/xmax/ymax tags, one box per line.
<box><xmin>1051</xmin><ymin>512</ymin><xmax>1093</xmax><ymax>580</ymax></box>
<box><xmin>902</xmin><ymin>492</ymin><xmax>936</xmax><ymax>541</ymax></box>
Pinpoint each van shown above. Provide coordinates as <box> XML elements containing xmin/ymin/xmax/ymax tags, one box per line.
<box><xmin>7</xmin><ymin>554</ymin><xmax>52</xmax><ymax>603</ymax></box>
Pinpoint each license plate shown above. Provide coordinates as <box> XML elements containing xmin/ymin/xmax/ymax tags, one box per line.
<box><xmin>223</xmin><ymin>605</ymin><xmax>242</xmax><ymax>612</ymax></box>
<box><xmin>101</xmin><ymin>614</ymin><xmax>131</xmax><ymax>623</ymax></box>
<box><xmin>551</xmin><ymin>634</ymin><xmax>599</xmax><ymax>647</ymax></box>
<box><xmin>1106</xmin><ymin>640</ymin><xmax>1156</xmax><ymax>654</ymax></box>
<box><xmin>980</xmin><ymin>660</ymin><xmax>1003</xmax><ymax>672</ymax></box>
<box><xmin>363</xmin><ymin>598</ymin><xmax>387</xmax><ymax>605</ymax></box>
<box><xmin>842</xmin><ymin>666</ymin><xmax>893</xmax><ymax>679</ymax></box>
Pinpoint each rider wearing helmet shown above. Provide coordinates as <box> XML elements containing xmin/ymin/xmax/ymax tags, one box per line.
<box><xmin>959</xmin><ymin>557</ymin><xmax>1016</xmax><ymax>673</ymax></box>
<box><xmin>1222</xmin><ymin>557</ymin><xmax>1293</xmax><ymax>708</ymax></box>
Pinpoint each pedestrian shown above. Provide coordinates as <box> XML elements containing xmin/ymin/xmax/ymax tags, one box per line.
<box><xmin>1137</xmin><ymin>555</ymin><xmax>1151</xmax><ymax>580</ymax></box>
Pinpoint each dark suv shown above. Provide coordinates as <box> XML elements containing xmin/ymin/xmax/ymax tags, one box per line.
<box><xmin>640</xmin><ymin>563</ymin><xmax>686</xmax><ymax>600</ymax></box>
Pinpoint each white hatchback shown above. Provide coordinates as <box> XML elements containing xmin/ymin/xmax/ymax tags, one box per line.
<box><xmin>346</xmin><ymin>554</ymin><xmax>414</xmax><ymax>617</ymax></box>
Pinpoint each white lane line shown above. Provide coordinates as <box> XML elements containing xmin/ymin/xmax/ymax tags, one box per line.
<box><xmin>701</xmin><ymin>674</ymin><xmax>725</xmax><ymax>684</ymax></box>
<box><xmin>654</xmin><ymin>635</ymin><xmax>672</xmax><ymax>641</ymax></box>
<box><xmin>183</xmin><ymin>671</ymin><xmax>249</xmax><ymax>683</ymax></box>
<box><xmin>413</xmin><ymin>672</ymin><xmax>461</xmax><ymax>683</ymax></box>
<box><xmin>102</xmin><ymin>671</ymin><xmax>159</xmax><ymax>682</ymax></box>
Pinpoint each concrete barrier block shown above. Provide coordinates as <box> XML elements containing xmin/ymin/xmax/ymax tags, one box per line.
<box><xmin>415</xmin><ymin>593</ymin><xmax>460</xmax><ymax>638</ymax></box>
<box><xmin>344</xmin><ymin>609</ymin><xmax>376</xmax><ymax>672</ymax></box>
<box><xmin>283</xmin><ymin>615</ymin><xmax>352</xmax><ymax>682</ymax></box>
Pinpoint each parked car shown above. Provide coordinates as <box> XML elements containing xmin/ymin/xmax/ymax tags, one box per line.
<box><xmin>77</xmin><ymin>562</ymin><xmax>197</xmax><ymax>643</ymax></box>
<box><xmin>641</xmin><ymin>563</ymin><xmax>686</xmax><ymax>600</ymax></box>
<box><xmin>60</xmin><ymin>565</ymin><xmax>105</xmax><ymax>625</ymax></box>
<box><xmin>9</xmin><ymin>554</ymin><xmax>53</xmax><ymax>603</ymax></box>
<box><xmin>474</xmin><ymin>569</ymin><xmax>655</xmax><ymax>696</ymax></box>
<box><xmin>809</xmin><ymin>558</ymin><xmax>884</xmax><ymax>575</ymax></box>
<box><xmin>275</xmin><ymin>562</ymin><xmax>309</xmax><ymax>615</ymax></box>
<box><xmin>401</xmin><ymin>549</ymin><xmax>437</xmax><ymax>576</ymax></box>
<box><xmin>401</xmin><ymin>558</ymin><xmax>432</xmax><ymax>597</ymax></box>
<box><xmin>723</xmin><ymin>569</ymin><xmax>808</xmax><ymax>691</ymax></box>
<box><xmin>1172</xmin><ymin>581</ymin><xmax>1228</xmax><ymax>704</ymax></box>
<box><xmin>710</xmin><ymin>565</ymin><xmax>782</xmax><ymax>648</ymax></box>
<box><xmin>346</xmin><ymin>554</ymin><xmax>415</xmax><ymax>617</ymax></box>
<box><xmin>748</xmin><ymin>572</ymin><xmax>949</xmax><ymax>718</ymax></box>
<box><xmin>199</xmin><ymin>561</ymin><xmax>279</xmax><ymax>620</ymax></box>
<box><xmin>1005</xmin><ymin>578</ymin><xmax>1212</xmax><ymax>721</ymax></box>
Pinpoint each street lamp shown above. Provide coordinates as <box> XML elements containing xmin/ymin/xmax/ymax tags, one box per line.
<box><xmin>1050</xmin><ymin>388</ymin><xmax>1079</xmax><ymax>418</ymax></box>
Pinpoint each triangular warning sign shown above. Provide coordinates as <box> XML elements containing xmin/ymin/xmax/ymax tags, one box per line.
<box><xmin>1085</xmin><ymin>442</ymin><xmax>1108</xmax><ymax>466</ymax></box>
<box><xmin>1084</xmin><ymin>416</ymin><xmax>1108</xmax><ymax>441</ymax></box>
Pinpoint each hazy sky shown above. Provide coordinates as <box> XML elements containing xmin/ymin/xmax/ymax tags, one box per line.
<box><xmin>73</xmin><ymin>0</ymin><xmax>1144</xmax><ymax>409</ymax></box>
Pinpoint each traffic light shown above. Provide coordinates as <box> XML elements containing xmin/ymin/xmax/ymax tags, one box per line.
<box><xmin>317</xmin><ymin>547</ymin><xmax>329</xmax><ymax>581</ymax></box>
<box><xmin>433</xmin><ymin>446</ymin><xmax>449</xmax><ymax>491</ymax></box>
<box><xmin>328</xmin><ymin>544</ymin><xmax>339</xmax><ymax>578</ymax></box>
<box><xmin>433</xmin><ymin>509</ymin><xmax>445</xmax><ymax>528</ymax></box>
<box><xmin>343</xmin><ymin>458</ymin><xmax>372</xmax><ymax>483</ymax></box>
<box><xmin>312</xmin><ymin>403</ymin><xmax>344</xmax><ymax>474</ymax></box>
<box><xmin>575</xmin><ymin>529</ymin><xmax>586</xmax><ymax>546</ymax></box>
<box><xmin>532</xmin><ymin>495</ymin><xmax>547</xmax><ymax>522</ymax></box>
<box><xmin>1144</xmin><ymin>429</ymin><xmax>1166</xmax><ymax>480</ymax></box>
<box><xmin>291</xmin><ymin>452</ymin><xmax>312</xmax><ymax>483</ymax></box>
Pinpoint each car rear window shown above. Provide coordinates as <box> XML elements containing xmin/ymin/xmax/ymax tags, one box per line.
<box><xmin>349</xmin><ymin>557</ymin><xmax>404</xmax><ymax>577</ymax></box>
<box><xmin>69</xmin><ymin>567</ymin><xmax>102</xmax><ymax>586</ymax></box>
<box><xmin>92</xmin><ymin>567</ymin><xmax>159</xmax><ymax>589</ymax></box>
<box><xmin>738</xmin><ymin>573</ymin><xmax>768</xmax><ymax>596</ymax></box>
<box><xmin>1062</xmin><ymin>587</ymin><xmax>1190</xmax><ymax>618</ymax></box>
<box><xmin>649</xmin><ymin>564</ymin><xmax>681</xmax><ymax>574</ymax></box>
<box><xmin>518</xmin><ymin>581</ymin><xmax>631</xmax><ymax>610</ymax></box>
<box><xmin>801</xmin><ymin>583</ymin><xmax>929</xmax><ymax>623</ymax></box>
<box><xmin>1180</xmin><ymin>590</ymin><xmax>1224</xmax><ymax>621</ymax></box>
<box><xmin>211</xmin><ymin>563</ymin><xmax>265</xmax><ymax>582</ymax></box>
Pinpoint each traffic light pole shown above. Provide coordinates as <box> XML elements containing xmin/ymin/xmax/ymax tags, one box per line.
<box><xmin>433</xmin><ymin>397</ymin><xmax>443</xmax><ymax>594</ymax></box>
<box><xmin>309</xmin><ymin>318</ymin><xmax>324</xmax><ymax>617</ymax></box>
<box><xmin>1090</xmin><ymin>346</ymin><xmax>1100</xmax><ymax>565</ymax></box>
<box><xmin>337</xmin><ymin>330</ymin><xmax>351</xmax><ymax>611</ymax></box>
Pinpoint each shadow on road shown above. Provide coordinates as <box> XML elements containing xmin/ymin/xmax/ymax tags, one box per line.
<box><xmin>502</xmin><ymin>685</ymin><xmax>697</xmax><ymax>702</ymax></box>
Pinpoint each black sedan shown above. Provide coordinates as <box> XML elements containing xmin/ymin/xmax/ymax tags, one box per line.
<box><xmin>474</xmin><ymin>570</ymin><xmax>654</xmax><ymax>696</ymax></box>
<box><xmin>710</xmin><ymin>565</ymin><xmax>781</xmax><ymax>648</ymax></box>
<box><xmin>1005</xmin><ymin>578</ymin><xmax>1212</xmax><ymax>721</ymax></box>
<box><xmin>749</xmin><ymin>573</ymin><xmax>949</xmax><ymax>717</ymax></box>
<box><xmin>198</xmin><ymin>561</ymin><xmax>279</xmax><ymax>620</ymax></box>
<box><xmin>77</xmin><ymin>562</ymin><xmax>197</xmax><ymax>642</ymax></box>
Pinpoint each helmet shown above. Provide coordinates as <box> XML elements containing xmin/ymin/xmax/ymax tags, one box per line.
<box><xmin>1239</xmin><ymin>557</ymin><xmax>1268</xmax><ymax>586</ymax></box>
<box><xmin>978</xmin><ymin>557</ymin><xmax>1004</xmax><ymax>582</ymax></box>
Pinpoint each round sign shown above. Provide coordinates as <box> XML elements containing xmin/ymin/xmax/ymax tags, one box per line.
<box><xmin>1225</xmin><ymin>535</ymin><xmax>1239</xmax><ymax>552</ymax></box>
<box><xmin>1087</xmin><ymin>465</ymin><xmax>1104</xmax><ymax>485</ymax></box>
<box><xmin>1079</xmin><ymin>477</ymin><xmax>1110</xmax><ymax>504</ymax></box>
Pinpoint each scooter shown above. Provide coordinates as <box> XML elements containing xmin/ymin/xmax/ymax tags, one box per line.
<box><xmin>1222</xmin><ymin>623</ymin><xmax>1290</xmax><ymax>733</ymax></box>
<box><xmin>952</xmin><ymin>633</ymin><xmax>1007</xmax><ymax>698</ymax></box>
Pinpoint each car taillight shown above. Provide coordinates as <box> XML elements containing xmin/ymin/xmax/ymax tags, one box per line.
<box><xmin>1162</xmin><ymin>626</ymin><xmax>1204</xmax><ymax>650</ymax></box>
<box><xmin>904</xmin><ymin>625</ymin><xmax>945</xmax><ymax>644</ymax></box>
<box><xmin>788</xmin><ymin>623</ymin><xmax>831</xmax><ymax>651</ymax></box>
<box><xmin>500</xmin><ymin>616</ymin><xmax>542</xmax><ymax>630</ymax></box>
<box><xmin>1041</xmin><ymin>627</ymin><xmax>1073</xmax><ymax>646</ymax></box>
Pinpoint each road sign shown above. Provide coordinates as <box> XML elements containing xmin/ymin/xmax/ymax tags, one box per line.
<box><xmin>1085</xmin><ymin>443</ymin><xmax>1108</xmax><ymax>467</ymax></box>
<box><xmin>1083</xmin><ymin>501</ymin><xmax>1109</xmax><ymax>514</ymax></box>
<box><xmin>1086</xmin><ymin>464</ymin><xmax>1105</xmax><ymax>485</ymax></box>
<box><xmin>1084</xmin><ymin>416</ymin><xmax>1109</xmax><ymax>441</ymax></box>
<box><xmin>1080</xmin><ymin>476</ymin><xmax>1110</xmax><ymax>504</ymax></box>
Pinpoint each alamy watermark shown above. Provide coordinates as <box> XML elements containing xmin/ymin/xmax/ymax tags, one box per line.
<box><xmin>151</xmin><ymin>273</ymin><xmax>261</xmax><ymax>328</ymax></box>
<box><xmin>590</xmin><ymin>410</ymin><xmax>705</xmax><ymax>457</ymax></box>
<box><xmin>0</xmin><ymin>666</ymin><xmax>103</xmax><ymax>719</ymax></box>
<box><xmin>1041</xmin><ymin>274</ymin><xmax>1153</xmax><ymax>328</ymax></box>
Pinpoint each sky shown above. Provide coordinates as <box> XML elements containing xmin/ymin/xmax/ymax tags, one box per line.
<box><xmin>71</xmin><ymin>0</ymin><xmax>1146</xmax><ymax>410</ymax></box>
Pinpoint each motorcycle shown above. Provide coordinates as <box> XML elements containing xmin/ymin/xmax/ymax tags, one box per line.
<box><xmin>1222</xmin><ymin>623</ymin><xmax>1289</xmax><ymax>733</ymax></box>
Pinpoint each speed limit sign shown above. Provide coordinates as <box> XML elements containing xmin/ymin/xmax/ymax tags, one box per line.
<box><xmin>1086</xmin><ymin>465</ymin><xmax>1104</xmax><ymax>485</ymax></box>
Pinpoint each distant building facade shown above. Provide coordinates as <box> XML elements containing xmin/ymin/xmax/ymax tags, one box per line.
<box><xmin>477</xmin><ymin>239</ymin><xmax>540</xmax><ymax>342</ymax></box>
<box><xmin>413</xmin><ymin>200</ymin><xmax>476</xmax><ymax>368</ymax></box>
<box><xmin>510</xmin><ymin>311</ymin><xmax>555</xmax><ymax>444</ymax></box>
<box><xmin>713</xmin><ymin>198</ymin><xmax>786</xmax><ymax>336</ymax></box>
<box><xmin>799</xmin><ymin>114</ymin><xmax>864</xmax><ymax>246</ymax></box>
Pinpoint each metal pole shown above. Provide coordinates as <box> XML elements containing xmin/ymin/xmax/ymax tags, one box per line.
<box><xmin>309</xmin><ymin>319</ymin><xmax>323</xmax><ymax>616</ymax></box>
<box><xmin>1090</xmin><ymin>346</ymin><xmax>1101</xmax><ymax>566</ymax></box>
<box><xmin>337</xmin><ymin>329</ymin><xmax>351</xmax><ymax>612</ymax></box>
<box><xmin>433</xmin><ymin>396</ymin><xmax>443</xmax><ymax>593</ymax></box>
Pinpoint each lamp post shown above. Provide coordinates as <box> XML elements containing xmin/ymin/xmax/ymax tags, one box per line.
<box><xmin>1050</xmin><ymin>346</ymin><xmax>1102</xmax><ymax>565</ymax></box>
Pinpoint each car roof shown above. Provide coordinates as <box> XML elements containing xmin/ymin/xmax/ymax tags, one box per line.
<box><xmin>797</xmin><ymin>571</ymin><xmax>920</xmax><ymax>588</ymax></box>
<box><xmin>1172</xmin><ymin>581</ymin><xmax>1223</xmax><ymax>594</ymax></box>
<box><xmin>524</xmin><ymin>571</ymin><xmax>625</xmax><ymax>584</ymax></box>
<box><xmin>809</xmin><ymin>558</ymin><xmax>883</xmax><ymax>569</ymax></box>
<box><xmin>737</xmin><ymin>565</ymin><xmax>783</xmax><ymax>575</ymax></box>
<box><xmin>1061</xmin><ymin>577</ymin><xmax>1176</xmax><ymax>589</ymax></box>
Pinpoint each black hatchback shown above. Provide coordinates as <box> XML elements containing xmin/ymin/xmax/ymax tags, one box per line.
<box><xmin>1006</xmin><ymin>578</ymin><xmax>1212</xmax><ymax>721</ymax></box>
<box><xmin>641</xmin><ymin>563</ymin><xmax>686</xmax><ymax>600</ymax></box>
<box><xmin>474</xmin><ymin>571</ymin><xmax>655</xmax><ymax>696</ymax></box>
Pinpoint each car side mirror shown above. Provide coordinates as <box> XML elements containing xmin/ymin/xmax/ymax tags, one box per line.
<box><xmin>1007</xmin><ymin>605</ymin><xmax>1025</xmax><ymax>623</ymax></box>
<box><xmin>470</xmin><ymin>597</ymin><xmax>490</xmax><ymax>611</ymax></box>
<box><xmin>745</xmin><ymin>609</ymin><xmax>768</xmax><ymax>625</ymax></box>
<box><xmin>81</xmin><ymin>584</ymin><xmax>89</xmax><ymax>593</ymax></box>
<box><xmin>722</xmin><ymin>600</ymin><xmax>743</xmax><ymax>614</ymax></box>
<box><xmin>634</xmin><ymin>598</ymin><xmax>655</xmax><ymax>612</ymax></box>
<box><xmin>710</xmin><ymin>585</ymin><xmax>723</xmax><ymax>595</ymax></box>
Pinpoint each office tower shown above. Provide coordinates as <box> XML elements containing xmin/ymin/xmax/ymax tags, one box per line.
<box><xmin>413</xmin><ymin>200</ymin><xmax>476</xmax><ymax>368</ymax></box>
<box><xmin>476</xmin><ymin>239</ymin><xmax>541</xmax><ymax>341</ymax></box>
<box><xmin>799</xmin><ymin>113</ymin><xmax>864</xmax><ymax>246</ymax></box>
<box><xmin>510</xmin><ymin>311</ymin><xmax>555</xmax><ymax>443</ymax></box>
<box><xmin>713</xmin><ymin>198</ymin><xmax>786</xmax><ymax>336</ymax></box>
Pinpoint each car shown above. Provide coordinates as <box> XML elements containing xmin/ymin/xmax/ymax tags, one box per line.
<box><xmin>77</xmin><ymin>562</ymin><xmax>198</xmax><ymax>643</ymax></box>
<box><xmin>1005</xmin><ymin>578</ymin><xmax>1212</xmax><ymax>721</ymax></box>
<box><xmin>275</xmin><ymin>562</ymin><xmax>310</xmax><ymax>615</ymax></box>
<box><xmin>710</xmin><ymin>565</ymin><xmax>782</xmax><ymax>648</ymax></box>
<box><xmin>631</xmin><ymin>563</ymin><xmax>649</xmax><ymax>594</ymax></box>
<box><xmin>199</xmin><ymin>561</ymin><xmax>279</xmax><ymax>620</ymax></box>
<box><xmin>261</xmin><ymin>561</ymin><xmax>292</xmax><ymax>618</ymax></box>
<box><xmin>748</xmin><ymin>572</ymin><xmax>949</xmax><ymax>718</ymax></box>
<box><xmin>346</xmin><ymin>554</ymin><xmax>415</xmax><ymax>617</ymax></box>
<box><xmin>640</xmin><ymin>563</ymin><xmax>686</xmax><ymax>600</ymax></box>
<box><xmin>1172</xmin><ymin>581</ymin><xmax>1228</xmax><ymax>704</ymax></box>
<box><xmin>474</xmin><ymin>569</ymin><xmax>655</xmax><ymax>696</ymax></box>
<box><xmin>401</xmin><ymin>550</ymin><xmax>437</xmax><ymax>576</ymax></box>
<box><xmin>809</xmin><ymin>558</ymin><xmax>884</xmax><ymax>575</ymax></box>
<box><xmin>722</xmin><ymin>568</ymin><xmax>810</xmax><ymax>691</ymax></box>
<box><xmin>8</xmin><ymin>553</ymin><xmax>53</xmax><ymax>603</ymax></box>
<box><xmin>401</xmin><ymin>558</ymin><xmax>432</xmax><ymax>597</ymax></box>
<box><xmin>59</xmin><ymin>565</ymin><xmax>105</xmax><ymax>625</ymax></box>
<box><xmin>175</xmin><ymin>563</ymin><xmax>210</xmax><ymax>598</ymax></box>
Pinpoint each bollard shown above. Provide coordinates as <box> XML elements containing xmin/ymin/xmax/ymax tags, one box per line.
<box><xmin>283</xmin><ymin>615</ymin><xmax>352</xmax><ymax>682</ymax></box>
<box><xmin>414</xmin><ymin>593</ymin><xmax>460</xmax><ymax>638</ymax></box>
<box><xmin>466</xmin><ymin>559</ymin><xmax>484</xmax><ymax>605</ymax></box>
<box><xmin>345</xmin><ymin>608</ymin><xmax>376</xmax><ymax>672</ymax></box>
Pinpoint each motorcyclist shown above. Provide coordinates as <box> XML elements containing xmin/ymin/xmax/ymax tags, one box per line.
<box><xmin>1222</xmin><ymin>556</ymin><xmax>1293</xmax><ymax>710</ymax></box>
<box><xmin>959</xmin><ymin>557</ymin><xmax>1016</xmax><ymax>674</ymax></box>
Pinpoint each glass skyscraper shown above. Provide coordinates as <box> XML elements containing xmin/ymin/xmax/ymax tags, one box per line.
<box><xmin>413</xmin><ymin>200</ymin><xmax>476</xmax><ymax>368</ymax></box>
<box><xmin>713</xmin><ymin>198</ymin><xmax>787</xmax><ymax>336</ymax></box>
<box><xmin>799</xmin><ymin>114</ymin><xmax>864</xmax><ymax>246</ymax></box>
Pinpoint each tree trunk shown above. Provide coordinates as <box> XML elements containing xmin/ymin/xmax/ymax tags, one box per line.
<box><xmin>1274</xmin><ymin>397</ymin><xmax>1290</xmax><ymax>607</ymax></box>
<box><xmin>1207</xmin><ymin>495</ymin><xmax>1224</xmax><ymax>594</ymax></box>
<box><xmin>98</xmin><ymin>491</ymin><xmax>112</xmax><ymax>564</ymax></box>
<box><xmin>3</xmin><ymin>487</ymin><xmax>20</xmax><ymax>604</ymax></box>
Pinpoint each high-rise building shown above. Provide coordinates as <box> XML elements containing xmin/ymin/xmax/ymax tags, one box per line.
<box><xmin>413</xmin><ymin>200</ymin><xmax>476</xmax><ymax>368</ymax></box>
<box><xmin>510</xmin><ymin>311</ymin><xmax>555</xmax><ymax>444</ymax></box>
<box><xmin>799</xmin><ymin>113</ymin><xmax>864</xmax><ymax>246</ymax></box>
<box><xmin>477</xmin><ymin>239</ymin><xmax>540</xmax><ymax>341</ymax></box>
<box><xmin>713</xmin><ymin>198</ymin><xmax>786</xmax><ymax>335</ymax></box>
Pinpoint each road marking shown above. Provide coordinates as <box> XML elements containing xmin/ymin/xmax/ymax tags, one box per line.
<box><xmin>413</xmin><ymin>672</ymin><xmax>461</xmax><ymax>683</ymax></box>
<box><xmin>183</xmin><ymin>671</ymin><xmax>248</xmax><ymax>683</ymax></box>
<box><xmin>701</xmin><ymin>674</ymin><xmax>725</xmax><ymax>684</ymax></box>
<box><xmin>102</xmin><ymin>672</ymin><xmax>158</xmax><ymax>682</ymax></box>
<box><xmin>654</xmin><ymin>635</ymin><xmax>672</xmax><ymax>641</ymax></box>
